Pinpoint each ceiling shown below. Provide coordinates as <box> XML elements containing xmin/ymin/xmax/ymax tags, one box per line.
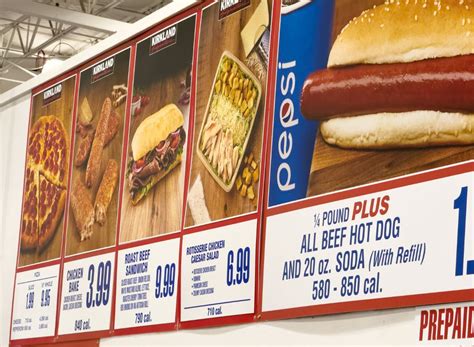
<box><xmin>0</xmin><ymin>0</ymin><xmax>172</xmax><ymax>94</ymax></box>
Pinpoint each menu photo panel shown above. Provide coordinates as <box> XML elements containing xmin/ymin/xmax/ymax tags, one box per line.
<box><xmin>114</xmin><ymin>13</ymin><xmax>198</xmax><ymax>334</ymax></box>
<box><xmin>58</xmin><ymin>47</ymin><xmax>132</xmax><ymax>338</ymax></box>
<box><xmin>11</xmin><ymin>74</ymin><xmax>77</xmax><ymax>343</ymax></box>
<box><xmin>261</xmin><ymin>0</ymin><xmax>474</xmax><ymax>320</ymax></box>
<box><xmin>180</xmin><ymin>0</ymin><xmax>274</xmax><ymax>326</ymax></box>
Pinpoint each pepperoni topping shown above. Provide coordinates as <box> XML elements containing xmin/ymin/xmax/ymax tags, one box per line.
<box><xmin>25</xmin><ymin>220</ymin><xmax>31</xmax><ymax>236</ymax></box>
<box><xmin>27</xmin><ymin>192</ymin><xmax>34</xmax><ymax>206</ymax></box>
<box><xmin>43</xmin><ymin>214</ymin><xmax>51</xmax><ymax>231</ymax></box>
<box><xmin>51</xmin><ymin>199</ymin><xmax>58</xmax><ymax>215</ymax></box>
<box><xmin>40</xmin><ymin>201</ymin><xmax>46</xmax><ymax>216</ymax></box>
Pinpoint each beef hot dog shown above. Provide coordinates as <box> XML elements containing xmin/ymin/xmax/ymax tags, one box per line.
<box><xmin>300</xmin><ymin>0</ymin><xmax>474</xmax><ymax>149</ymax></box>
<box><xmin>301</xmin><ymin>55</ymin><xmax>474</xmax><ymax>121</ymax></box>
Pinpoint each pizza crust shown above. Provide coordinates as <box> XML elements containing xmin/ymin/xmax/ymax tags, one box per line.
<box><xmin>20</xmin><ymin>168</ymin><xmax>39</xmax><ymax>251</ymax></box>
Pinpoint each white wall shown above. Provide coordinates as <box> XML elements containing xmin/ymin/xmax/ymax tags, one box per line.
<box><xmin>102</xmin><ymin>309</ymin><xmax>421</xmax><ymax>346</ymax></box>
<box><xmin>0</xmin><ymin>95</ymin><xmax>30</xmax><ymax>346</ymax></box>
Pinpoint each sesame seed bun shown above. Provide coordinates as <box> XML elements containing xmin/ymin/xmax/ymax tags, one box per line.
<box><xmin>328</xmin><ymin>0</ymin><xmax>474</xmax><ymax>68</ymax></box>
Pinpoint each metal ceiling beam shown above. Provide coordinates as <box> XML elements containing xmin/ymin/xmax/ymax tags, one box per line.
<box><xmin>0</xmin><ymin>15</ymin><xmax>29</xmax><ymax>35</ymax></box>
<box><xmin>0</xmin><ymin>17</ymin><xmax>107</xmax><ymax>40</ymax></box>
<box><xmin>1</xmin><ymin>30</ymin><xmax>15</xmax><ymax>68</ymax></box>
<box><xmin>21</xmin><ymin>25</ymin><xmax>76</xmax><ymax>59</ymax></box>
<box><xmin>102</xmin><ymin>7</ymin><xmax>145</xmax><ymax>20</ymax></box>
<box><xmin>27</xmin><ymin>18</ymin><xmax>41</xmax><ymax>52</ymax></box>
<box><xmin>5</xmin><ymin>60</ymin><xmax>36</xmax><ymax>77</ymax></box>
<box><xmin>0</xmin><ymin>76</ymin><xmax>28</xmax><ymax>84</ymax></box>
<box><xmin>97</xmin><ymin>0</ymin><xmax>126</xmax><ymax>15</ymax></box>
<box><xmin>79</xmin><ymin>0</ymin><xmax>87</xmax><ymax>13</ymax></box>
<box><xmin>16</xmin><ymin>27</ymin><xmax>25</xmax><ymax>54</ymax></box>
<box><xmin>16</xmin><ymin>0</ymin><xmax>125</xmax><ymax>57</ymax></box>
<box><xmin>0</xmin><ymin>1</ymin><xmax>130</xmax><ymax>34</ymax></box>
<box><xmin>1</xmin><ymin>0</ymin><xmax>125</xmax><ymax>67</ymax></box>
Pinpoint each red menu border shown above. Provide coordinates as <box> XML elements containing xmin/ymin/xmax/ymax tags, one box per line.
<box><xmin>12</xmin><ymin>0</ymin><xmax>474</xmax><ymax>344</ymax></box>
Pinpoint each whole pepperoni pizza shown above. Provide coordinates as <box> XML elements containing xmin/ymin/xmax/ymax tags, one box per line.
<box><xmin>21</xmin><ymin>115</ymin><xmax>69</xmax><ymax>252</ymax></box>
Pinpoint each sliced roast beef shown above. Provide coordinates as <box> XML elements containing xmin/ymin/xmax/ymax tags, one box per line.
<box><xmin>137</xmin><ymin>159</ymin><xmax>161</xmax><ymax>179</ymax></box>
<box><xmin>128</xmin><ymin>126</ymin><xmax>186</xmax><ymax>197</ymax></box>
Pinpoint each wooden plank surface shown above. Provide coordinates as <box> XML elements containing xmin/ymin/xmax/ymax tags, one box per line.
<box><xmin>309</xmin><ymin>134</ymin><xmax>474</xmax><ymax>196</ymax></box>
<box><xmin>185</xmin><ymin>0</ymin><xmax>271</xmax><ymax>227</ymax></box>
<box><xmin>66</xmin><ymin>50</ymin><xmax>130</xmax><ymax>256</ymax></box>
<box><xmin>119</xmin><ymin>68</ymin><xmax>189</xmax><ymax>243</ymax></box>
<box><xmin>307</xmin><ymin>0</ymin><xmax>474</xmax><ymax>196</ymax></box>
<box><xmin>19</xmin><ymin>76</ymin><xmax>76</xmax><ymax>267</ymax></box>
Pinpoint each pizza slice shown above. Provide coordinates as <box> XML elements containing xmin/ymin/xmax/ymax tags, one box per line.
<box><xmin>20</xmin><ymin>168</ymin><xmax>39</xmax><ymax>251</ymax></box>
<box><xmin>38</xmin><ymin>173</ymin><xmax>66</xmax><ymax>252</ymax></box>
<box><xmin>26</xmin><ymin>119</ymin><xmax>45</xmax><ymax>172</ymax></box>
<box><xmin>40</xmin><ymin>116</ymin><xmax>69</xmax><ymax>188</ymax></box>
<box><xmin>21</xmin><ymin>115</ymin><xmax>70</xmax><ymax>254</ymax></box>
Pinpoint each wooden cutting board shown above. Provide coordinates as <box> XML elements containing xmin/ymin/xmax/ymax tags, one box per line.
<box><xmin>309</xmin><ymin>133</ymin><xmax>474</xmax><ymax>196</ymax></box>
<box><xmin>66</xmin><ymin>50</ymin><xmax>130</xmax><ymax>256</ymax></box>
<box><xmin>308</xmin><ymin>0</ymin><xmax>474</xmax><ymax>196</ymax></box>
<box><xmin>119</xmin><ymin>68</ymin><xmax>189</xmax><ymax>243</ymax></box>
<box><xmin>19</xmin><ymin>76</ymin><xmax>76</xmax><ymax>267</ymax></box>
<box><xmin>185</xmin><ymin>0</ymin><xmax>270</xmax><ymax>227</ymax></box>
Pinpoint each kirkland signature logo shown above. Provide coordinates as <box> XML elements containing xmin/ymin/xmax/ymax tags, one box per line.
<box><xmin>43</xmin><ymin>83</ymin><xmax>62</xmax><ymax>105</ymax></box>
<box><xmin>219</xmin><ymin>0</ymin><xmax>251</xmax><ymax>19</ymax></box>
<box><xmin>91</xmin><ymin>57</ymin><xmax>115</xmax><ymax>83</ymax></box>
<box><xmin>149</xmin><ymin>25</ymin><xmax>177</xmax><ymax>55</ymax></box>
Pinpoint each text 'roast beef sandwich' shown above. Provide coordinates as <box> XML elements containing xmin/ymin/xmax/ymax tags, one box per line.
<box><xmin>128</xmin><ymin>104</ymin><xmax>186</xmax><ymax>204</ymax></box>
<box><xmin>301</xmin><ymin>0</ymin><xmax>474</xmax><ymax>149</ymax></box>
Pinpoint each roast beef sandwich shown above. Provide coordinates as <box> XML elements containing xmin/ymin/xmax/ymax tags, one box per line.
<box><xmin>128</xmin><ymin>103</ymin><xmax>186</xmax><ymax>204</ymax></box>
<box><xmin>301</xmin><ymin>0</ymin><xmax>474</xmax><ymax>149</ymax></box>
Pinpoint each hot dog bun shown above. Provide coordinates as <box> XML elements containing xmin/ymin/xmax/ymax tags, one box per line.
<box><xmin>328</xmin><ymin>0</ymin><xmax>474</xmax><ymax>68</ymax></box>
<box><xmin>313</xmin><ymin>0</ymin><xmax>474</xmax><ymax>149</ymax></box>
<box><xmin>321</xmin><ymin>111</ymin><xmax>474</xmax><ymax>149</ymax></box>
<box><xmin>132</xmin><ymin>104</ymin><xmax>184</xmax><ymax>161</ymax></box>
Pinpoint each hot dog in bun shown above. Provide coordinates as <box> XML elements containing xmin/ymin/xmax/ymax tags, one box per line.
<box><xmin>128</xmin><ymin>104</ymin><xmax>186</xmax><ymax>204</ymax></box>
<box><xmin>301</xmin><ymin>0</ymin><xmax>474</xmax><ymax>149</ymax></box>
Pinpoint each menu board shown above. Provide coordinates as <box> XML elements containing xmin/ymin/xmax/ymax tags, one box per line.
<box><xmin>10</xmin><ymin>0</ymin><xmax>474</xmax><ymax>344</ymax></box>
<box><xmin>56</xmin><ymin>47</ymin><xmax>132</xmax><ymax>338</ymax></box>
<box><xmin>260</xmin><ymin>0</ymin><xmax>474</xmax><ymax>320</ymax></box>
<box><xmin>114</xmin><ymin>238</ymin><xmax>180</xmax><ymax>331</ymax></box>
<box><xmin>113</xmin><ymin>13</ymin><xmax>197</xmax><ymax>334</ymax></box>
<box><xmin>180</xmin><ymin>0</ymin><xmax>272</xmax><ymax>326</ymax></box>
<box><xmin>11</xmin><ymin>75</ymin><xmax>77</xmax><ymax>342</ymax></box>
<box><xmin>58</xmin><ymin>253</ymin><xmax>116</xmax><ymax>335</ymax></box>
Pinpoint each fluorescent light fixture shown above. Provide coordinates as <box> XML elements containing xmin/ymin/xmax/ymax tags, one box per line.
<box><xmin>42</xmin><ymin>58</ymin><xmax>64</xmax><ymax>72</ymax></box>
